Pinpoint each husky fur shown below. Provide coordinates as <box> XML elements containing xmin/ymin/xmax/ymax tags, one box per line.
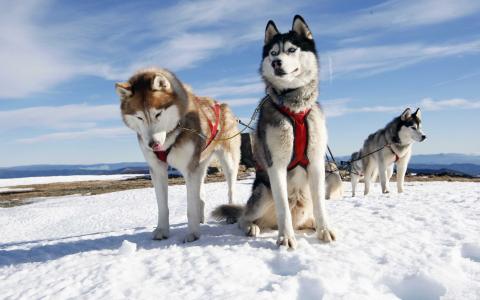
<box><xmin>352</xmin><ymin>108</ymin><xmax>426</xmax><ymax>196</ymax></box>
<box><xmin>325</xmin><ymin>162</ymin><xmax>343</xmax><ymax>200</ymax></box>
<box><xmin>212</xmin><ymin>15</ymin><xmax>335</xmax><ymax>249</ymax></box>
<box><xmin>116</xmin><ymin>68</ymin><xmax>241</xmax><ymax>242</ymax></box>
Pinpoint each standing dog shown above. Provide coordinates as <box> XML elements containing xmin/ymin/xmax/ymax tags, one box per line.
<box><xmin>213</xmin><ymin>15</ymin><xmax>335</xmax><ymax>249</ymax></box>
<box><xmin>116</xmin><ymin>68</ymin><xmax>241</xmax><ymax>242</ymax></box>
<box><xmin>355</xmin><ymin>108</ymin><xmax>426</xmax><ymax>196</ymax></box>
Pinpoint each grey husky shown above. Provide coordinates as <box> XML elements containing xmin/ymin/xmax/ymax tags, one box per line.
<box><xmin>213</xmin><ymin>15</ymin><xmax>335</xmax><ymax>249</ymax></box>
<box><xmin>351</xmin><ymin>108</ymin><xmax>426</xmax><ymax>196</ymax></box>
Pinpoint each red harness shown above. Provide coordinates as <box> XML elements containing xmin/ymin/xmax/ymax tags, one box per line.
<box><xmin>386</xmin><ymin>144</ymin><xmax>400</xmax><ymax>162</ymax></box>
<box><xmin>257</xmin><ymin>103</ymin><xmax>311</xmax><ymax>171</ymax></box>
<box><xmin>154</xmin><ymin>101</ymin><xmax>221</xmax><ymax>163</ymax></box>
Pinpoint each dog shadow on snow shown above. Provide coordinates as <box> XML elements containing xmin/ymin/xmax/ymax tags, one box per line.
<box><xmin>0</xmin><ymin>221</ymin><xmax>298</xmax><ymax>267</ymax></box>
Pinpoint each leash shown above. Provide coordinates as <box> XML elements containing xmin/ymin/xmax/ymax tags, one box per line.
<box><xmin>340</xmin><ymin>144</ymin><xmax>390</xmax><ymax>167</ymax></box>
<box><xmin>178</xmin><ymin>95</ymin><xmax>269</xmax><ymax>143</ymax></box>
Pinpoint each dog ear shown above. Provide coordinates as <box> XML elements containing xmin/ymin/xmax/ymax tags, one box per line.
<box><xmin>400</xmin><ymin>108</ymin><xmax>411</xmax><ymax>121</ymax></box>
<box><xmin>152</xmin><ymin>74</ymin><xmax>171</xmax><ymax>92</ymax></box>
<box><xmin>413</xmin><ymin>108</ymin><xmax>422</xmax><ymax>120</ymax></box>
<box><xmin>265</xmin><ymin>20</ymin><xmax>279</xmax><ymax>44</ymax></box>
<box><xmin>115</xmin><ymin>82</ymin><xmax>132</xmax><ymax>100</ymax></box>
<box><xmin>292</xmin><ymin>15</ymin><xmax>313</xmax><ymax>40</ymax></box>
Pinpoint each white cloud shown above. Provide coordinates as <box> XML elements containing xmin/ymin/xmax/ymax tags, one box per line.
<box><xmin>320</xmin><ymin>0</ymin><xmax>480</xmax><ymax>36</ymax></box>
<box><xmin>323</xmin><ymin>39</ymin><xmax>480</xmax><ymax>78</ymax></box>
<box><xmin>0</xmin><ymin>0</ymin><xmax>305</xmax><ymax>98</ymax></box>
<box><xmin>16</xmin><ymin>127</ymin><xmax>131</xmax><ymax>144</ymax></box>
<box><xmin>323</xmin><ymin>97</ymin><xmax>480</xmax><ymax>117</ymax></box>
<box><xmin>196</xmin><ymin>81</ymin><xmax>264</xmax><ymax>98</ymax></box>
<box><xmin>420</xmin><ymin>98</ymin><xmax>480</xmax><ymax>110</ymax></box>
<box><xmin>0</xmin><ymin>104</ymin><xmax>119</xmax><ymax>131</ymax></box>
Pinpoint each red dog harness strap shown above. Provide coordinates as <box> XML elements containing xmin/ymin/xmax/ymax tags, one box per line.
<box><xmin>155</xmin><ymin>148</ymin><xmax>171</xmax><ymax>163</ymax></box>
<box><xmin>274</xmin><ymin>103</ymin><xmax>311</xmax><ymax>171</ymax></box>
<box><xmin>204</xmin><ymin>102</ymin><xmax>221</xmax><ymax>150</ymax></box>
<box><xmin>154</xmin><ymin>101</ymin><xmax>221</xmax><ymax>163</ymax></box>
<box><xmin>386</xmin><ymin>144</ymin><xmax>400</xmax><ymax>162</ymax></box>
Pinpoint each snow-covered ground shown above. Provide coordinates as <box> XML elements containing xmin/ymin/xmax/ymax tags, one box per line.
<box><xmin>0</xmin><ymin>174</ymin><xmax>143</xmax><ymax>188</ymax></box>
<box><xmin>1</xmin><ymin>179</ymin><xmax>479</xmax><ymax>299</ymax></box>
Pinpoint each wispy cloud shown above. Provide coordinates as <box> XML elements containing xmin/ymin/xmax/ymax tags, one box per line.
<box><xmin>16</xmin><ymin>127</ymin><xmax>131</xmax><ymax>144</ymax></box>
<box><xmin>0</xmin><ymin>104</ymin><xmax>119</xmax><ymax>131</ymax></box>
<box><xmin>323</xmin><ymin>39</ymin><xmax>480</xmax><ymax>78</ymax></box>
<box><xmin>323</xmin><ymin>97</ymin><xmax>480</xmax><ymax>117</ymax></box>
<box><xmin>0</xmin><ymin>0</ymin><xmax>305</xmax><ymax>99</ymax></box>
<box><xmin>420</xmin><ymin>98</ymin><xmax>480</xmax><ymax>110</ymax></box>
<box><xmin>320</xmin><ymin>0</ymin><xmax>480</xmax><ymax>36</ymax></box>
<box><xmin>195</xmin><ymin>77</ymin><xmax>263</xmax><ymax>98</ymax></box>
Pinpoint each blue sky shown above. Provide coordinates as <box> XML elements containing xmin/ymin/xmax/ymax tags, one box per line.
<box><xmin>1</xmin><ymin>0</ymin><xmax>480</xmax><ymax>167</ymax></box>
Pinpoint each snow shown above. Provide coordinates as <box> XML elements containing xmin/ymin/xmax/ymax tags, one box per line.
<box><xmin>0</xmin><ymin>187</ymin><xmax>35</xmax><ymax>193</ymax></box>
<box><xmin>0</xmin><ymin>179</ymin><xmax>479</xmax><ymax>299</ymax></box>
<box><xmin>0</xmin><ymin>174</ymin><xmax>143</xmax><ymax>188</ymax></box>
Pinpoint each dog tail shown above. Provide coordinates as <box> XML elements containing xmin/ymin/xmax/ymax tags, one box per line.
<box><xmin>211</xmin><ymin>204</ymin><xmax>244</xmax><ymax>223</ymax></box>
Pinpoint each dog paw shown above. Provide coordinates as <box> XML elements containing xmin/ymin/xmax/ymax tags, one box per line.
<box><xmin>183</xmin><ymin>232</ymin><xmax>200</xmax><ymax>243</ymax></box>
<box><xmin>277</xmin><ymin>235</ymin><xmax>297</xmax><ymax>249</ymax></box>
<box><xmin>317</xmin><ymin>227</ymin><xmax>336</xmax><ymax>242</ymax></box>
<box><xmin>383</xmin><ymin>190</ymin><xmax>390</xmax><ymax>194</ymax></box>
<box><xmin>152</xmin><ymin>227</ymin><xmax>169</xmax><ymax>240</ymax></box>
<box><xmin>246</xmin><ymin>224</ymin><xmax>261</xmax><ymax>237</ymax></box>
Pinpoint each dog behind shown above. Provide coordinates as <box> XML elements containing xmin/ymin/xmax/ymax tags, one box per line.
<box><xmin>355</xmin><ymin>108</ymin><xmax>426</xmax><ymax>196</ymax></box>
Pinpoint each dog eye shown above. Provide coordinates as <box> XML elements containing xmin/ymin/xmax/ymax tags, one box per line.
<box><xmin>136</xmin><ymin>116</ymin><xmax>144</xmax><ymax>121</ymax></box>
<box><xmin>155</xmin><ymin>111</ymin><xmax>162</xmax><ymax>119</ymax></box>
<box><xmin>270</xmin><ymin>50</ymin><xmax>278</xmax><ymax>56</ymax></box>
<box><xmin>288</xmin><ymin>47</ymin><xmax>297</xmax><ymax>53</ymax></box>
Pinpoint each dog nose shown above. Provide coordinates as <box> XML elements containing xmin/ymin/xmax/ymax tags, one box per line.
<box><xmin>271</xmin><ymin>59</ymin><xmax>282</xmax><ymax>69</ymax></box>
<box><xmin>148</xmin><ymin>140</ymin><xmax>156</xmax><ymax>149</ymax></box>
<box><xmin>421</xmin><ymin>135</ymin><xmax>427</xmax><ymax>141</ymax></box>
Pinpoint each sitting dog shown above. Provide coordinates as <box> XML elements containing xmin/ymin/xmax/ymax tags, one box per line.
<box><xmin>213</xmin><ymin>15</ymin><xmax>335</xmax><ymax>249</ymax></box>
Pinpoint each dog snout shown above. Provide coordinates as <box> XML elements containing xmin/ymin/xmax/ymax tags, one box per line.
<box><xmin>421</xmin><ymin>135</ymin><xmax>427</xmax><ymax>141</ymax></box>
<box><xmin>148</xmin><ymin>140</ymin><xmax>156</xmax><ymax>149</ymax></box>
<box><xmin>271</xmin><ymin>59</ymin><xmax>282</xmax><ymax>69</ymax></box>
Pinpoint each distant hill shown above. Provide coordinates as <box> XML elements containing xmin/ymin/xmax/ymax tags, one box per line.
<box><xmin>333</xmin><ymin>153</ymin><xmax>480</xmax><ymax>177</ymax></box>
<box><xmin>0</xmin><ymin>163</ymin><xmax>149</xmax><ymax>179</ymax></box>
<box><xmin>1</xmin><ymin>153</ymin><xmax>480</xmax><ymax>178</ymax></box>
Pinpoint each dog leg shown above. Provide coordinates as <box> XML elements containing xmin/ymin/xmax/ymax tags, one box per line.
<box><xmin>239</xmin><ymin>183</ymin><xmax>271</xmax><ymax>237</ymax></box>
<box><xmin>217</xmin><ymin>150</ymin><xmax>239</xmax><ymax>204</ymax></box>
<box><xmin>141</xmin><ymin>146</ymin><xmax>170</xmax><ymax>240</ymax></box>
<box><xmin>197</xmin><ymin>160</ymin><xmax>211</xmax><ymax>224</ymax></box>
<box><xmin>308</xmin><ymin>162</ymin><xmax>335</xmax><ymax>243</ymax></box>
<box><xmin>363</xmin><ymin>162</ymin><xmax>375</xmax><ymax>196</ymax></box>
<box><xmin>378</xmin><ymin>159</ymin><xmax>389</xmax><ymax>194</ymax></box>
<box><xmin>184</xmin><ymin>169</ymin><xmax>203</xmax><ymax>242</ymax></box>
<box><xmin>268</xmin><ymin>166</ymin><xmax>296</xmax><ymax>249</ymax></box>
<box><xmin>396</xmin><ymin>149</ymin><xmax>411</xmax><ymax>193</ymax></box>
<box><xmin>351</xmin><ymin>174</ymin><xmax>359</xmax><ymax>197</ymax></box>
<box><xmin>387</xmin><ymin>164</ymin><xmax>394</xmax><ymax>182</ymax></box>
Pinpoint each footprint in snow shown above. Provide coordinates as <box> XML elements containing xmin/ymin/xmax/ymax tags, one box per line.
<box><xmin>384</xmin><ymin>273</ymin><xmax>446</xmax><ymax>300</ymax></box>
<box><xmin>461</xmin><ymin>243</ymin><xmax>480</xmax><ymax>262</ymax></box>
<box><xmin>268</xmin><ymin>254</ymin><xmax>305</xmax><ymax>277</ymax></box>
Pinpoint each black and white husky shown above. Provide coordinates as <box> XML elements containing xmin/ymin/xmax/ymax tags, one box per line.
<box><xmin>351</xmin><ymin>108</ymin><xmax>427</xmax><ymax>196</ymax></box>
<box><xmin>213</xmin><ymin>15</ymin><xmax>335</xmax><ymax>249</ymax></box>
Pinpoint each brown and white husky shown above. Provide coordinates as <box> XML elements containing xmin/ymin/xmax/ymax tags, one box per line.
<box><xmin>116</xmin><ymin>68</ymin><xmax>241</xmax><ymax>242</ymax></box>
